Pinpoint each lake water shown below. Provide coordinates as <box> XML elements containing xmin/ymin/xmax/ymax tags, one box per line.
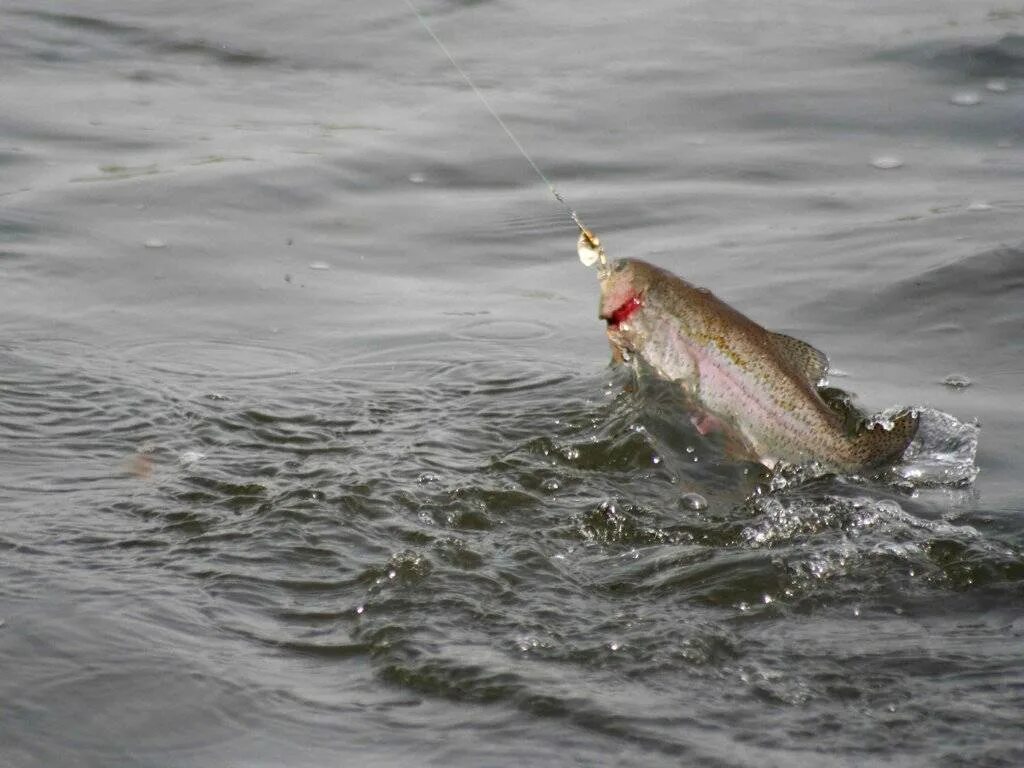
<box><xmin>2</xmin><ymin>1</ymin><xmax>1023</xmax><ymax>766</ymax></box>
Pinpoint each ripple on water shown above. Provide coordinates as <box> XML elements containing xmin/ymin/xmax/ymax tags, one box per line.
<box><xmin>0</xmin><ymin>341</ymin><xmax>177</xmax><ymax>494</ymax></box>
<box><xmin>121</xmin><ymin>338</ymin><xmax>327</xmax><ymax>381</ymax></box>
<box><xmin>452</xmin><ymin>318</ymin><xmax>555</xmax><ymax>342</ymax></box>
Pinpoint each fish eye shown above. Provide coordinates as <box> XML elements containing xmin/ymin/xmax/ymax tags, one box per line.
<box><xmin>613</xmin><ymin>259</ymin><xmax>629</xmax><ymax>272</ymax></box>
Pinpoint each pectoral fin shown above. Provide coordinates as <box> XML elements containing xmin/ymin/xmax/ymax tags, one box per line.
<box><xmin>610</xmin><ymin>342</ymin><xmax>625</xmax><ymax>366</ymax></box>
<box><xmin>767</xmin><ymin>331</ymin><xmax>829</xmax><ymax>385</ymax></box>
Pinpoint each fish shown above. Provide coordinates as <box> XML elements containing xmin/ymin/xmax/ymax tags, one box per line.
<box><xmin>592</xmin><ymin>250</ymin><xmax>919</xmax><ymax>472</ymax></box>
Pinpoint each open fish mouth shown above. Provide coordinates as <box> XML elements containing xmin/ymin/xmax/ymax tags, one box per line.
<box><xmin>603</xmin><ymin>294</ymin><xmax>644</xmax><ymax>328</ymax></box>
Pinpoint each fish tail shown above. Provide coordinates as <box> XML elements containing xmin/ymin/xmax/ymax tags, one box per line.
<box><xmin>846</xmin><ymin>408</ymin><xmax>920</xmax><ymax>469</ymax></box>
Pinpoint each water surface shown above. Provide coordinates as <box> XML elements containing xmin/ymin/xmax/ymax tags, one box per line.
<box><xmin>2</xmin><ymin>1</ymin><xmax>1023</xmax><ymax>766</ymax></box>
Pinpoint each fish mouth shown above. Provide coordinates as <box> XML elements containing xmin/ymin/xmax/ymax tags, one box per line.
<box><xmin>603</xmin><ymin>293</ymin><xmax>644</xmax><ymax>328</ymax></box>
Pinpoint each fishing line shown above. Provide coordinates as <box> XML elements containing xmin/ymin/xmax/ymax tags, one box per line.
<box><xmin>401</xmin><ymin>0</ymin><xmax>608</xmax><ymax>269</ymax></box>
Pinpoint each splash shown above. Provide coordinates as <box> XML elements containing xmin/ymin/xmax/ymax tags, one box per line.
<box><xmin>889</xmin><ymin>407</ymin><xmax>980</xmax><ymax>488</ymax></box>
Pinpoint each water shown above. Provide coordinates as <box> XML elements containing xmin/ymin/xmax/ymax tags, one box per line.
<box><xmin>2</xmin><ymin>1</ymin><xmax>1023</xmax><ymax>765</ymax></box>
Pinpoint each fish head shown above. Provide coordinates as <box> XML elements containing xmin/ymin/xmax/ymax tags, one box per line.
<box><xmin>599</xmin><ymin>258</ymin><xmax>655</xmax><ymax>354</ymax></box>
<box><xmin>599</xmin><ymin>258</ymin><xmax>651</xmax><ymax>324</ymax></box>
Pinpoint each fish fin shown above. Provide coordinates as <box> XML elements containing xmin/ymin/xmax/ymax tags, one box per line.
<box><xmin>817</xmin><ymin>386</ymin><xmax>868</xmax><ymax>435</ymax></box>
<box><xmin>848</xmin><ymin>408</ymin><xmax>919</xmax><ymax>468</ymax></box>
<box><xmin>767</xmin><ymin>332</ymin><xmax>829</xmax><ymax>385</ymax></box>
<box><xmin>609</xmin><ymin>341</ymin><xmax>625</xmax><ymax>366</ymax></box>
<box><xmin>691</xmin><ymin>412</ymin><xmax>723</xmax><ymax>436</ymax></box>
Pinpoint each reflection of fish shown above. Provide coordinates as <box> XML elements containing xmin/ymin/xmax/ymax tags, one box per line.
<box><xmin>595</xmin><ymin>254</ymin><xmax>918</xmax><ymax>472</ymax></box>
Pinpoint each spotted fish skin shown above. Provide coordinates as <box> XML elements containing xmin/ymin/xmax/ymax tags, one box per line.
<box><xmin>598</xmin><ymin>258</ymin><xmax>918</xmax><ymax>472</ymax></box>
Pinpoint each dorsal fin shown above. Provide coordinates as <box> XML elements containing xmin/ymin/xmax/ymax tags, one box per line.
<box><xmin>767</xmin><ymin>331</ymin><xmax>829</xmax><ymax>385</ymax></box>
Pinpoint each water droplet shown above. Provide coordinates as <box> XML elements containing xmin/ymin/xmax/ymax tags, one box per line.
<box><xmin>408</xmin><ymin>172</ymin><xmax>426</xmax><ymax>184</ymax></box>
<box><xmin>178</xmin><ymin>450</ymin><xmax>205</xmax><ymax>465</ymax></box>
<box><xmin>966</xmin><ymin>201</ymin><xmax>992</xmax><ymax>212</ymax></box>
<box><xmin>651</xmin><ymin>455</ymin><xmax>662</xmax><ymax>465</ymax></box>
<box><xmin>762</xmin><ymin>594</ymin><xmax>773</xmax><ymax>604</ymax></box>
<box><xmin>541</xmin><ymin>478</ymin><xmax>560</xmax><ymax>492</ymax></box>
<box><xmin>143</xmin><ymin>238</ymin><xmax>166</xmax><ymax>249</ymax></box>
<box><xmin>870</xmin><ymin>155</ymin><xmax>903</xmax><ymax>170</ymax></box>
<box><xmin>516</xmin><ymin>635</ymin><xmax>541</xmax><ymax>652</ymax></box>
<box><xmin>417</xmin><ymin>472</ymin><xmax>439</xmax><ymax>484</ymax></box>
<box><xmin>680</xmin><ymin>492</ymin><xmax>708</xmax><ymax>511</ymax></box>
<box><xmin>985</xmin><ymin>79</ymin><xmax>1008</xmax><ymax>93</ymax></box>
<box><xmin>853</xmin><ymin>605</ymin><xmax>861</xmax><ymax>617</ymax></box>
<box><xmin>387</xmin><ymin>570</ymin><xmax>397</xmax><ymax>580</ymax></box>
<box><xmin>308</xmin><ymin>261</ymin><xmax>330</xmax><ymax>270</ymax></box>
<box><xmin>943</xmin><ymin>374</ymin><xmax>972</xmax><ymax>389</ymax></box>
<box><xmin>356</xmin><ymin>605</ymin><xmax>365</xmax><ymax>615</ymax></box>
<box><xmin>609</xmin><ymin>641</ymin><xmax>621</xmax><ymax>651</ymax></box>
<box><xmin>950</xmin><ymin>90</ymin><xmax>981</xmax><ymax>106</ymax></box>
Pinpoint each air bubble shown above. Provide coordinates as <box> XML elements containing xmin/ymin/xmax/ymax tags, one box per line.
<box><xmin>870</xmin><ymin>156</ymin><xmax>903</xmax><ymax>170</ymax></box>
<box><xmin>680</xmin><ymin>492</ymin><xmax>708</xmax><ymax>511</ymax></box>
<box><xmin>942</xmin><ymin>374</ymin><xmax>971</xmax><ymax>389</ymax></box>
<box><xmin>950</xmin><ymin>90</ymin><xmax>981</xmax><ymax>106</ymax></box>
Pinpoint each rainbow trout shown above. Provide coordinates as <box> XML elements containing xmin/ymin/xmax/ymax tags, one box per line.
<box><xmin>587</xmin><ymin>242</ymin><xmax>918</xmax><ymax>472</ymax></box>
